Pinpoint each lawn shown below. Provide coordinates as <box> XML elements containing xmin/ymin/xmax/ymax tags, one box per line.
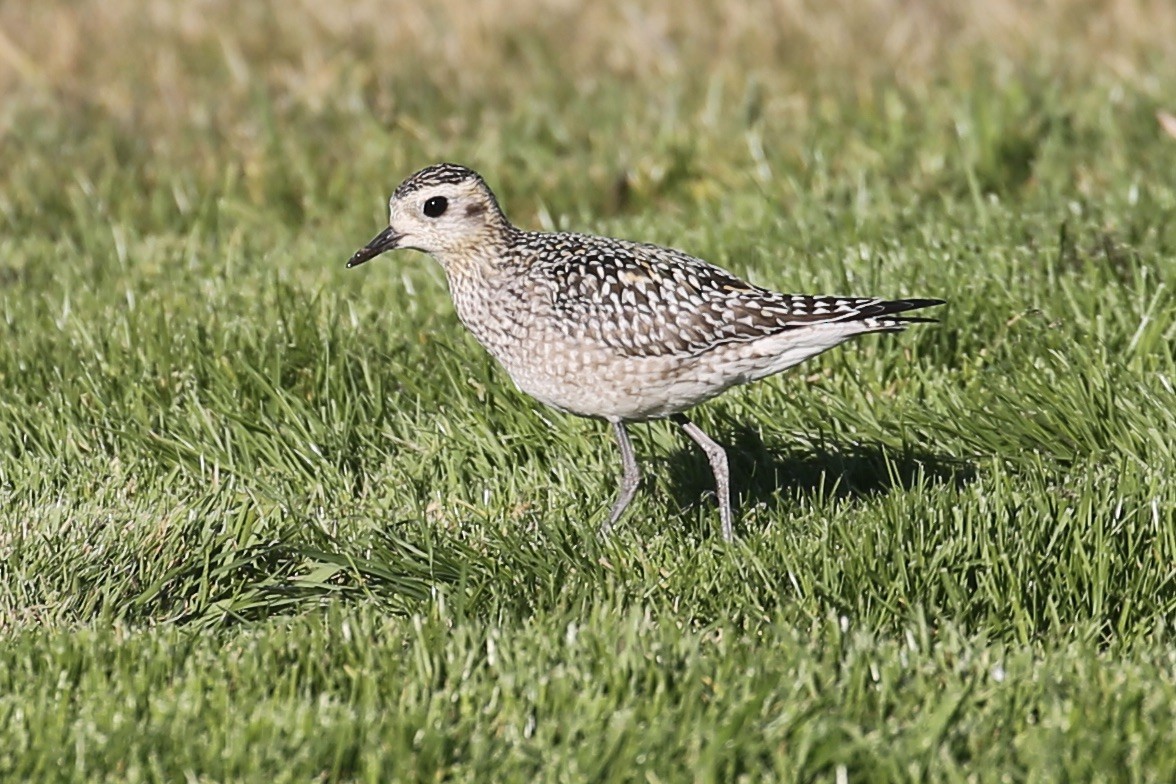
<box><xmin>2</xmin><ymin>0</ymin><xmax>1175</xmax><ymax>780</ymax></box>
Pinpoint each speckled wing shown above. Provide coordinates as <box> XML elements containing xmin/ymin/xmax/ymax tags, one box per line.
<box><xmin>517</xmin><ymin>232</ymin><xmax>940</xmax><ymax>359</ymax></box>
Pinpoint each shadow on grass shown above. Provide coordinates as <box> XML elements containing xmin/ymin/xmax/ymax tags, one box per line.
<box><xmin>660</xmin><ymin>423</ymin><xmax>974</xmax><ymax>532</ymax></box>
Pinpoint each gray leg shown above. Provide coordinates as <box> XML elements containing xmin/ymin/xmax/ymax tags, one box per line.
<box><xmin>672</xmin><ymin>414</ymin><xmax>733</xmax><ymax>542</ymax></box>
<box><xmin>600</xmin><ymin>420</ymin><xmax>641</xmax><ymax>537</ymax></box>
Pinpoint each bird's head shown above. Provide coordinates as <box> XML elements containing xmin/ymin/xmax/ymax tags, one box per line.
<box><xmin>347</xmin><ymin>163</ymin><xmax>510</xmax><ymax>268</ymax></box>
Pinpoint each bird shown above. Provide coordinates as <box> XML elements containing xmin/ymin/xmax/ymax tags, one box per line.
<box><xmin>347</xmin><ymin>163</ymin><xmax>943</xmax><ymax>541</ymax></box>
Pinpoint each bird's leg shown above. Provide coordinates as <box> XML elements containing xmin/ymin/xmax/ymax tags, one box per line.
<box><xmin>672</xmin><ymin>414</ymin><xmax>733</xmax><ymax>542</ymax></box>
<box><xmin>600</xmin><ymin>420</ymin><xmax>641</xmax><ymax>537</ymax></box>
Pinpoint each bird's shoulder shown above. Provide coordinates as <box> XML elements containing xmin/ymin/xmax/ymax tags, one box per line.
<box><xmin>512</xmin><ymin>230</ymin><xmax>755</xmax><ymax>300</ymax></box>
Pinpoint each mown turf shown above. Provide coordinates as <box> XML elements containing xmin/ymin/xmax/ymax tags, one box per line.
<box><xmin>2</xmin><ymin>1</ymin><xmax>1176</xmax><ymax>781</ymax></box>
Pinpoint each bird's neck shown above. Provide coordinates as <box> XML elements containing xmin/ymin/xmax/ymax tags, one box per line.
<box><xmin>435</xmin><ymin>222</ymin><xmax>522</xmax><ymax>284</ymax></box>
<box><xmin>436</xmin><ymin>228</ymin><xmax>522</xmax><ymax>349</ymax></box>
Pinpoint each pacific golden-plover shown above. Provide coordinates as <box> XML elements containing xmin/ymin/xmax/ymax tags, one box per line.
<box><xmin>348</xmin><ymin>163</ymin><xmax>943</xmax><ymax>541</ymax></box>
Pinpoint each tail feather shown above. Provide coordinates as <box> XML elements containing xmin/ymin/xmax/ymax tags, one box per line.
<box><xmin>840</xmin><ymin>297</ymin><xmax>944</xmax><ymax>324</ymax></box>
<box><xmin>840</xmin><ymin>298</ymin><xmax>945</xmax><ymax>332</ymax></box>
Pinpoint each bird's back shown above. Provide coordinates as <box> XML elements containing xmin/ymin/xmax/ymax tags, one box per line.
<box><xmin>502</xmin><ymin>231</ymin><xmax>930</xmax><ymax>354</ymax></box>
<box><xmin>447</xmin><ymin>230</ymin><xmax>939</xmax><ymax>421</ymax></box>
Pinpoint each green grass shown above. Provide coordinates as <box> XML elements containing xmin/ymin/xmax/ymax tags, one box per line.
<box><xmin>2</xmin><ymin>0</ymin><xmax>1176</xmax><ymax>780</ymax></box>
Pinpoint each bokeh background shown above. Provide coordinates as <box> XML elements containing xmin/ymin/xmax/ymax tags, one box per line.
<box><xmin>5</xmin><ymin>0</ymin><xmax>1175</xmax><ymax>229</ymax></box>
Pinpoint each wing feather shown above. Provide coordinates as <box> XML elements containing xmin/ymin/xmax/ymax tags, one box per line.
<box><xmin>516</xmin><ymin>232</ymin><xmax>943</xmax><ymax>358</ymax></box>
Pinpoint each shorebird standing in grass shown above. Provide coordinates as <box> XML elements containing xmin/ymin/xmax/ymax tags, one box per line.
<box><xmin>348</xmin><ymin>163</ymin><xmax>943</xmax><ymax>541</ymax></box>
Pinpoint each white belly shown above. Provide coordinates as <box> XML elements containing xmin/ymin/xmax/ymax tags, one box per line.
<box><xmin>494</xmin><ymin>325</ymin><xmax>867</xmax><ymax>422</ymax></box>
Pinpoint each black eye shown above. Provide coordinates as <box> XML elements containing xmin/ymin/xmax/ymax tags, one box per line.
<box><xmin>423</xmin><ymin>196</ymin><xmax>448</xmax><ymax>218</ymax></box>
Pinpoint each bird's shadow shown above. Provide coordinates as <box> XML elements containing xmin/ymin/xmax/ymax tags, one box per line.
<box><xmin>656</xmin><ymin>423</ymin><xmax>974</xmax><ymax>528</ymax></box>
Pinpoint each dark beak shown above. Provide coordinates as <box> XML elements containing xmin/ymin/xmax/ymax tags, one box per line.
<box><xmin>347</xmin><ymin>226</ymin><xmax>403</xmax><ymax>268</ymax></box>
